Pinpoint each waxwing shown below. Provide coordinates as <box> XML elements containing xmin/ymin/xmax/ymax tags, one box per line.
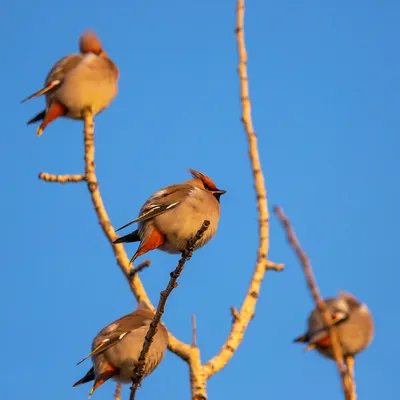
<box><xmin>21</xmin><ymin>30</ymin><xmax>119</xmax><ymax>136</ymax></box>
<box><xmin>113</xmin><ymin>169</ymin><xmax>226</xmax><ymax>264</ymax></box>
<box><xmin>73</xmin><ymin>303</ymin><xmax>168</xmax><ymax>398</ymax></box>
<box><xmin>294</xmin><ymin>291</ymin><xmax>374</xmax><ymax>359</ymax></box>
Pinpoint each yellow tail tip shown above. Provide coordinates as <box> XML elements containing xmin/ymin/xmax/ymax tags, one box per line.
<box><xmin>304</xmin><ymin>343</ymin><xmax>316</xmax><ymax>352</ymax></box>
<box><xmin>37</xmin><ymin>127</ymin><xmax>43</xmax><ymax>136</ymax></box>
<box><xmin>129</xmin><ymin>254</ymin><xmax>137</xmax><ymax>265</ymax></box>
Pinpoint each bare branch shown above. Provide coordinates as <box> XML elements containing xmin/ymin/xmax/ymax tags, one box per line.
<box><xmin>129</xmin><ymin>221</ymin><xmax>210</xmax><ymax>400</ymax></box>
<box><xmin>39</xmin><ymin>110</ymin><xmax>194</xmax><ymax>363</ymax></box>
<box><xmin>38</xmin><ymin>172</ymin><xmax>86</xmax><ymax>183</ymax></box>
<box><xmin>345</xmin><ymin>356</ymin><xmax>357</xmax><ymax>400</ymax></box>
<box><xmin>274</xmin><ymin>205</ymin><xmax>355</xmax><ymax>400</ymax></box>
<box><xmin>192</xmin><ymin>315</ymin><xmax>197</xmax><ymax>347</ymax></box>
<box><xmin>230</xmin><ymin>307</ymin><xmax>239</xmax><ymax>323</ymax></box>
<box><xmin>264</xmin><ymin>260</ymin><xmax>284</xmax><ymax>271</ymax></box>
<box><xmin>203</xmin><ymin>0</ymin><xmax>282</xmax><ymax>378</ymax></box>
<box><xmin>130</xmin><ymin>260</ymin><xmax>152</xmax><ymax>277</ymax></box>
<box><xmin>80</xmin><ymin>109</ymin><xmax>194</xmax><ymax>361</ymax></box>
<box><xmin>188</xmin><ymin>347</ymin><xmax>207</xmax><ymax>400</ymax></box>
<box><xmin>114</xmin><ymin>383</ymin><xmax>121</xmax><ymax>400</ymax></box>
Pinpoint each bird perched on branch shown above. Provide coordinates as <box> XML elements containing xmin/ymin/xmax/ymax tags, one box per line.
<box><xmin>73</xmin><ymin>303</ymin><xmax>168</xmax><ymax>398</ymax></box>
<box><xmin>113</xmin><ymin>169</ymin><xmax>226</xmax><ymax>264</ymax></box>
<box><xmin>21</xmin><ymin>30</ymin><xmax>119</xmax><ymax>136</ymax></box>
<box><xmin>294</xmin><ymin>291</ymin><xmax>374</xmax><ymax>359</ymax></box>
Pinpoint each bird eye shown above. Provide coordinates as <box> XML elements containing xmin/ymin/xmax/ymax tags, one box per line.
<box><xmin>203</xmin><ymin>183</ymin><xmax>211</xmax><ymax>191</ymax></box>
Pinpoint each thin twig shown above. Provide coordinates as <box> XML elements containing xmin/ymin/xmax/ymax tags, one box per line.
<box><xmin>38</xmin><ymin>172</ymin><xmax>86</xmax><ymax>183</ymax></box>
<box><xmin>203</xmin><ymin>0</ymin><xmax>283</xmax><ymax>378</ymax></box>
<box><xmin>39</xmin><ymin>110</ymin><xmax>194</xmax><ymax>362</ymax></box>
<box><xmin>80</xmin><ymin>109</ymin><xmax>193</xmax><ymax>361</ymax></box>
<box><xmin>230</xmin><ymin>307</ymin><xmax>239</xmax><ymax>323</ymax></box>
<box><xmin>130</xmin><ymin>260</ymin><xmax>152</xmax><ymax>277</ymax></box>
<box><xmin>274</xmin><ymin>205</ymin><xmax>354</xmax><ymax>400</ymax></box>
<box><xmin>345</xmin><ymin>356</ymin><xmax>357</xmax><ymax>400</ymax></box>
<box><xmin>129</xmin><ymin>221</ymin><xmax>210</xmax><ymax>400</ymax></box>
<box><xmin>265</xmin><ymin>260</ymin><xmax>284</xmax><ymax>271</ymax></box>
<box><xmin>114</xmin><ymin>383</ymin><xmax>122</xmax><ymax>400</ymax></box>
<box><xmin>192</xmin><ymin>315</ymin><xmax>197</xmax><ymax>347</ymax></box>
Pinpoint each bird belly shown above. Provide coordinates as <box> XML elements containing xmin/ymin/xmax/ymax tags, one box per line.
<box><xmin>55</xmin><ymin>71</ymin><xmax>118</xmax><ymax>118</ymax></box>
<box><xmin>102</xmin><ymin>328</ymin><xmax>166</xmax><ymax>381</ymax></box>
<box><xmin>155</xmin><ymin>205</ymin><xmax>218</xmax><ymax>253</ymax></box>
<box><xmin>336</xmin><ymin>322</ymin><xmax>371</xmax><ymax>357</ymax></box>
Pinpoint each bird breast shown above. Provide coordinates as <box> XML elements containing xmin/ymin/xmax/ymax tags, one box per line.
<box><xmin>335</xmin><ymin>309</ymin><xmax>373</xmax><ymax>356</ymax></box>
<box><xmin>154</xmin><ymin>188</ymin><xmax>220</xmax><ymax>252</ymax></box>
<box><xmin>314</xmin><ymin>308</ymin><xmax>373</xmax><ymax>359</ymax></box>
<box><xmin>97</xmin><ymin>326</ymin><xmax>168</xmax><ymax>383</ymax></box>
<box><xmin>54</xmin><ymin>54</ymin><xmax>118</xmax><ymax>118</ymax></box>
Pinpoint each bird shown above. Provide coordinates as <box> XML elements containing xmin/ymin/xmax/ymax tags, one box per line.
<box><xmin>21</xmin><ymin>30</ymin><xmax>119</xmax><ymax>136</ymax></box>
<box><xmin>113</xmin><ymin>168</ymin><xmax>226</xmax><ymax>264</ymax></box>
<box><xmin>293</xmin><ymin>291</ymin><xmax>374</xmax><ymax>359</ymax></box>
<box><xmin>73</xmin><ymin>303</ymin><xmax>168</xmax><ymax>398</ymax></box>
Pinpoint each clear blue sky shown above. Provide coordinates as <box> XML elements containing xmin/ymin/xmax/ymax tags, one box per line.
<box><xmin>2</xmin><ymin>1</ymin><xmax>398</xmax><ymax>399</ymax></box>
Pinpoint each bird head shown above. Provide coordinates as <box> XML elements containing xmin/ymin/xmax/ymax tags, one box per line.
<box><xmin>186</xmin><ymin>168</ymin><xmax>226</xmax><ymax>201</ymax></box>
<box><xmin>79</xmin><ymin>30</ymin><xmax>109</xmax><ymax>58</ymax></box>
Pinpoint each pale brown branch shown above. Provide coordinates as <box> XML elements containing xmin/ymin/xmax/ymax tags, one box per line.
<box><xmin>274</xmin><ymin>205</ymin><xmax>354</xmax><ymax>400</ymax></box>
<box><xmin>192</xmin><ymin>315</ymin><xmax>197</xmax><ymax>347</ymax></box>
<box><xmin>39</xmin><ymin>110</ymin><xmax>205</xmax><ymax>398</ymax></box>
<box><xmin>114</xmin><ymin>383</ymin><xmax>121</xmax><ymax>400</ymax></box>
<box><xmin>129</xmin><ymin>221</ymin><xmax>210</xmax><ymax>400</ymax></box>
<box><xmin>230</xmin><ymin>307</ymin><xmax>239</xmax><ymax>323</ymax></box>
<box><xmin>203</xmin><ymin>0</ymin><xmax>282</xmax><ymax>378</ymax></box>
<box><xmin>80</xmin><ymin>109</ymin><xmax>193</xmax><ymax>361</ymax></box>
<box><xmin>38</xmin><ymin>172</ymin><xmax>86</xmax><ymax>183</ymax></box>
<box><xmin>189</xmin><ymin>347</ymin><xmax>207</xmax><ymax>400</ymax></box>
<box><xmin>40</xmin><ymin>111</ymin><xmax>194</xmax><ymax>360</ymax></box>
<box><xmin>345</xmin><ymin>356</ymin><xmax>357</xmax><ymax>400</ymax></box>
<box><xmin>265</xmin><ymin>260</ymin><xmax>284</xmax><ymax>271</ymax></box>
<box><xmin>130</xmin><ymin>260</ymin><xmax>152</xmax><ymax>277</ymax></box>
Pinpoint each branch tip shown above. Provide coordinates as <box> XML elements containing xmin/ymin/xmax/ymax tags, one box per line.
<box><xmin>203</xmin><ymin>0</ymin><xmax>277</xmax><ymax>380</ymax></box>
<box><xmin>230</xmin><ymin>307</ymin><xmax>239</xmax><ymax>323</ymax></box>
<box><xmin>192</xmin><ymin>314</ymin><xmax>197</xmax><ymax>347</ymax></box>
<box><xmin>274</xmin><ymin>205</ymin><xmax>356</xmax><ymax>399</ymax></box>
<box><xmin>130</xmin><ymin>260</ymin><xmax>152</xmax><ymax>277</ymax></box>
<box><xmin>38</xmin><ymin>172</ymin><xmax>86</xmax><ymax>183</ymax></box>
<box><xmin>265</xmin><ymin>260</ymin><xmax>284</xmax><ymax>271</ymax></box>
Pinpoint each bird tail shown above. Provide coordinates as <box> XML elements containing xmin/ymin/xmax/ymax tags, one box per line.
<box><xmin>27</xmin><ymin>110</ymin><xmax>46</xmax><ymax>125</ymax></box>
<box><xmin>293</xmin><ymin>333</ymin><xmax>308</xmax><ymax>343</ymax></box>
<box><xmin>113</xmin><ymin>230</ymin><xmax>141</xmax><ymax>244</ymax></box>
<box><xmin>72</xmin><ymin>367</ymin><xmax>95</xmax><ymax>387</ymax></box>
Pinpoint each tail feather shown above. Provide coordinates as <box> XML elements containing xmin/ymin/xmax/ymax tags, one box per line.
<box><xmin>113</xmin><ymin>230</ymin><xmax>140</xmax><ymax>244</ymax></box>
<box><xmin>73</xmin><ymin>367</ymin><xmax>95</xmax><ymax>387</ymax></box>
<box><xmin>293</xmin><ymin>333</ymin><xmax>309</xmax><ymax>343</ymax></box>
<box><xmin>27</xmin><ymin>110</ymin><xmax>46</xmax><ymax>125</ymax></box>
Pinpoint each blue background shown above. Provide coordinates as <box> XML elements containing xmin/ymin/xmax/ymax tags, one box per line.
<box><xmin>2</xmin><ymin>1</ymin><xmax>398</xmax><ymax>399</ymax></box>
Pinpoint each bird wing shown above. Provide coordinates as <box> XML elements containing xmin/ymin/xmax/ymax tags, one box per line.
<box><xmin>45</xmin><ymin>54</ymin><xmax>84</xmax><ymax>85</ymax></box>
<box><xmin>76</xmin><ymin>311</ymin><xmax>153</xmax><ymax>365</ymax></box>
<box><xmin>21</xmin><ymin>54</ymin><xmax>83</xmax><ymax>104</ymax></box>
<box><xmin>115</xmin><ymin>184</ymin><xmax>193</xmax><ymax>231</ymax></box>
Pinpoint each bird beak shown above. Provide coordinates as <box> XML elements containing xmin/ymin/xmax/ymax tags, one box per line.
<box><xmin>212</xmin><ymin>189</ymin><xmax>227</xmax><ymax>195</ymax></box>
